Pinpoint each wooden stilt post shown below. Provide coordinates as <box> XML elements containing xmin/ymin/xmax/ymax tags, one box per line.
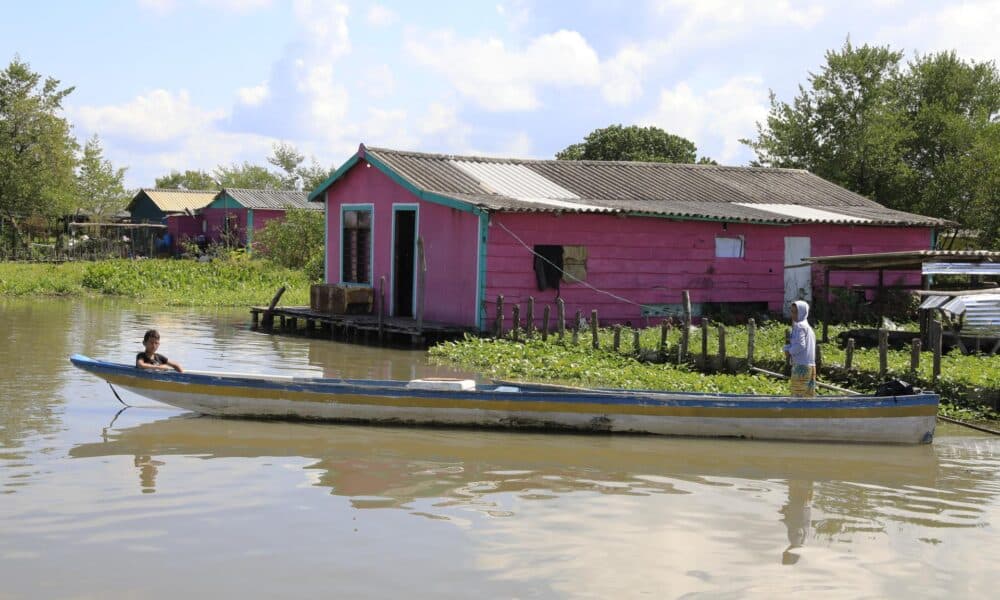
<box><xmin>526</xmin><ymin>296</ymin><xmax>534</xmax><ymax>338</ymax></box>
<box><xmin>557</xmin><ymin>298</ymin><xmax>566</xmax><ymax>341</ymax></box>
<box><xmin>495</xmin><ymin>295</ymin><xmax>504</xmax><ymax>338</ymax></box>
<box><xmin>717</xmin><ymin>324</ymin><xmax>726</xmax><ymax>371</ymax></box>
<box><xmin>511</xmin><ymin>304</ymin><xmax>520</xmax><ymax>342</ymax></box>
<box><xmin>591</xmin><ymin>310</ymin><xmax>599</xmax><ymax>349</ymax></box>
<box><xmin>681</xmin><ymin>291</ymin><xmax>691</xmax><ymax>361</ymax></box>
<box><xmin>701</xmin><ymin>319</ymin><xmax>709</xmax><ymax>366</ymax></box>
<box><xmin>910</xmin><ymin>338</ymin><xmax>921</xmax><ymax>377</ymax></box>
<box><xmin>747</xmin><ymin>318</ymin><xmax>756</xmax><ymax>369</ymax></box>
<box><xmin>261</xmin><ymin>285</ymin><xmax>286</xmax><ymax>331</ymax></box>
<box><xmin>845</xmin><ymin>338</ymin><xmax>855</xmax><ymax>370</ymax></box>
<box><xmin>542</xmin><ymin>305</ymin><xmax>550</xmax><ymax>341</ymax></box>
<box><xmin>572</xmin><ymin>310</ymin><xmax>581</xmax><ymax>344</ymax></box>
<box><xmin>931</xmin><ymin>320</ymin><xmax>942</xmax><ymax>383</ymax></box>
<box><xmin>878</xmin><ymin>328</ymin><xmax>888</xmax><ymax>378</ymax></box>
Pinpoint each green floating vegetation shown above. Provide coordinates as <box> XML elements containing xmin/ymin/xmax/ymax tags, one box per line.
<box><xmin>430</xmin><ymin>335</ymin><xmax>790</xmax><ymax>395</ymax></box>
<box><xmin>0</xmin><ymin>259</ymin><xmax>311</xmax><ymax>306</ymax></box>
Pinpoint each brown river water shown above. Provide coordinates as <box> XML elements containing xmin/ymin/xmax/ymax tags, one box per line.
<box><xmin>1</xmin><ymin>298</ymin><xmax>998</xmax><ymax>598</ymax></box>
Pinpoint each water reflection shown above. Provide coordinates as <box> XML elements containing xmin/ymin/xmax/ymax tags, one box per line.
<box><xmin>70</xmin><ymin>415</ymin><xmax>999</xmax><ymax>566</ymax></box>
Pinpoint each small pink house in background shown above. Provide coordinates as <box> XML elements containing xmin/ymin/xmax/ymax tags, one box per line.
<box><xmin>200</xmin><ymin>188</ymin><xmax>319</xmax><ymax>249</ymax></box>
<box><xmin>308</xmin><ymin>144</ymin><xmax>951</xmax><ymax>331</ymax></box>
<box><xmin>166</xmin><ymin>188</ymin><xmax>319</xmax><ymax>253</ymax></box>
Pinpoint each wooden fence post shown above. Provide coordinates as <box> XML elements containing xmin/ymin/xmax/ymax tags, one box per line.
<box><xmin>511</xmin><ymin>304</ymin><xmax>520</xmax><ymax>342</ymax></box>
<box><xmin>633</xmin><ymin>329</ymin><xmax>641</xmax><ymax>355</ymax></box>
<box><xmin>747</xmin><ymin>318</ymin><xmax>756</xmax><ymax>368</ymax></box>
<box><xmin>572</xmin><ymin>310</ymin><xmax>581</xmax><ymax>345</ymax></box>
<box><xmin>681</xmin><ymin>291</ymin><xmax>691</xmax><ymax>360</ymax></box>
<box><xmin>784</xmin><ymin>328</ymin><xmax>792</xmax><ymax>376</ymax></box>
<box><xmin>910</xmin><ymin>338</ymin><xmax>921</xmax><ymax>377</ymax></box>
<box><xmin>526</xmin><ymin>296</ymin><xmax>534</xmax><ymax>338</ymax></box>
<box><xmin>845</xmin><ymin>338</ymin><xmax>855</xmax><ymax>370</ymax></box>
<box><xmin>701</xmin><ymin>319</ymin><xmax>709</xmax><ymax>365</ymax></box>
<box><xmin>717</xmin><ymin>324</ymin><xmax>726</xmax><ymax>371</ymax></box>
<box><xmin>613</xmin><ymin>325</ymin><xmax>621</xmax><ymax>352</ymax></box>
<box><xmin>931</xmin><ymin>320</ymin><xmax>942</xmax><ymax>383</ymax></box>
<box><xmin>557</xmin><ymin>298</ymin><xmax>566</xmax><ymax>341</ymax></box>
<box><xmin>542</xmin><ymin>305</ymin><xmax>550</xmax><ymax>341</ymax></box>
<box><xmin>878</xmin><ymin>328</ymin><xmax>888</xmax><ymax>378</ymax></box>
<box><xmin>815</xmin><ymin>341</ymin><xmax>823</xmax><ymax>371</ymax></box>
<box><xmin>660</xmin><ymin>321</ymin><xmax>669</xmax><ymax>353</ymax></box>
<box><xmin>495</xmin><ymin>295</ymin><xmax>504</xmax><ymax>338</ymax></box>
<box><xmin>591</xmin><ymin>310</ymin><xmax>599</xmax><ymax>349</ymax></box>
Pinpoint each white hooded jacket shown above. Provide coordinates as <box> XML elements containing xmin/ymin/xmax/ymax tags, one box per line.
<box><xmin>782</xmin><ymin>300</ymin><xmax>816</xmax><ymax>366</ymax></box>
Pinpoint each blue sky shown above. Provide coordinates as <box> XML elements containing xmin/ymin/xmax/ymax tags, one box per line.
<box><xmin>2</xmin><ymin>0</ymin><xmax>997</xmax><ymax>188</ymax></box>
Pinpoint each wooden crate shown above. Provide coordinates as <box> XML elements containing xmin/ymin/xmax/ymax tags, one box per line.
<box><xmin>311</xmin><ymin>284</ymin><xmax>372</xmax><ymax>314</ymax></box>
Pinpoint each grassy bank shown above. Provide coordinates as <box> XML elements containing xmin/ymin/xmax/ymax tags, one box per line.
<box><xmin>0</xmin><ymin>259</ymin><xmax>311</xmax><ymax>306</ymax></box>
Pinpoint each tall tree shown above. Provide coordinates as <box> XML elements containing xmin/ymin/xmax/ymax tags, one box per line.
<box><xmin>267</xmin><ymin>142</ymin><xmax>305</xmax><ymax>190</ymax></box>
<box><xmin>743</xmin><ymin>41</ymin><xmax>1000</xmax><ymax>246</ymax></box>
<box><xmin>214</xmin><ymin>161</ymin><xmax>283</xmax><ymax>190</ymax></box>
<box><xmin>154</xmin><ymin>169</ymin><xmax>217</xmax><ymax>190</ymax></box>
<box><xmin>743</xmin><ymin>41</ymin><xmax>911</xmax><ymax>207</ymax></box>
<box><xmin>76</xmin><ymin>134</ymin><xmax>129</xmax><ymax>219</ymax></box>
<box><xmin>0</xmin><ymin>57</ymin><xmax>78</xmax><ymax>235</ymax></box>
<box><xmin>556</xmin><ymin>124</ymin><xmax>710</xmax><ymax>163</ymax></box>
<box><xmin>298</xmin><ymin>159</ymin><xmax>334</xmax><ymax>192</ymax></box>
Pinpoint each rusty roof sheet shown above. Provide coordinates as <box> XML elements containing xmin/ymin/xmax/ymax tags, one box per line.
<box><xmin>133</xmin><ymin>189</ymin><xmax>218</xmax><ymax>213</ymax></box>
<box><xmin>362</xmin><ymin>147</ymin><xmax>951</xmax><ymax>226</ymax></box>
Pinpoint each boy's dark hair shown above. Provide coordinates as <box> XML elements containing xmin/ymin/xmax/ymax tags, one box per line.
<box><xmin>143</xmin><ymin>329</ymin><xmax>160</xmax><ymax>343</ymax></box>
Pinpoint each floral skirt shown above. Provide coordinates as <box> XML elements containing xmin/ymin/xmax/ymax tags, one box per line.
<box><xmin>790</xmin><ymin>364</ymin><xmax>817</xmax><ymax>397</ymax></box>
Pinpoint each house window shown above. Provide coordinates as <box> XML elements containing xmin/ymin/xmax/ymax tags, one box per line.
<box><xmin>715</xmin><ymin>236</ymin><xmax>744</xmax><ymax>258</ymax></box>
<box><xmin>533</xmin><ymin>245</ymin><xmax>587</xmax><ymax>291</ymax></box>
<box><xmin>342</xmin><ymin>208</ymin><xmax>372</xmax><ymax>284</ymax></box>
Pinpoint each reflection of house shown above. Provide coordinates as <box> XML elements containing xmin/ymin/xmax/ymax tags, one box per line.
<box><xmin>308</xmin><ymin>144</ymin><xmax>951</xmax><ymax>330</ymax></box>
<box><xmin>201</xmin><ymin>188</ymin><xmax>318</xmax><ymax>248</ymax></box>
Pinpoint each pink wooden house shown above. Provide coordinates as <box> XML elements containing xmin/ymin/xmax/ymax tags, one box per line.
<box><xmin>200</xmin><ymin>188</ymin><xmax>319</xmax><ymax>249</ymax></box>
<box><xmin>309</xmin><ymin>145</ymin><xmax>950</xmax><ymax>330</ymax></box>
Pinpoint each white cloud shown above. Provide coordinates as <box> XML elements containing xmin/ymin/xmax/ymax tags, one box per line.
<box><xmin>496</xmin><ymin>0</ymin><xmax>532</xmax><ymax>30</ymax></box>
<box><xmin>405</xmin><ymin>29</ymin><xmax>601</xmax><ymax>111</ymax></box>
<box><xmin>366</xmin><ymin>4</ymin><xmax>398</xmax><ymax>27</ymax></box>
<box><xmin>643</xmin><ymin>76</ymin><xmax>769</xmax><ymax>163</ymax></box>
<box><xmin>71</xmin><ymin>90</ymin><xmax>225</xmax><ymax>144</ymax></box>
<box><xmin>601</xmin><ymin>45</ymin><xmax>651</xmax><ymax>106</ymax></box>
<box><xmin>238</xmin><ymin>82</ymin><xmax>270</xmax><ymax>106</ymax></box>
<box><xmin>876</xmin><ymin>1</ymin><xmax>1000</xmax><ymax>63</ymax></box>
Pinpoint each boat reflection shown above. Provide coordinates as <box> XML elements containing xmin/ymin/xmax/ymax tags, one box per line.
<box><xmin>71</xmin><ymin>415</ymin><xmax>997</xmax><ymax>565</ymax></box>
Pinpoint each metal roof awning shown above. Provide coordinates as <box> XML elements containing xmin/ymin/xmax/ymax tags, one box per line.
<box><xmin>806</xmin><ymin>250</ymin><xmax>1000</xmax><ymax>271</ymax></box>
<box><xmin>922</xmin><ymin>262</ymin><xmax>1000</xmax><ymax>276</ymax></box>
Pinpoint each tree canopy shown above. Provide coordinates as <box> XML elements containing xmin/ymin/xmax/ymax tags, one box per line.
<box><xmin>76</xmin><ymin>134</ymin><xmax>129</xmax><ymax>219</ymax></box>
<box><xmin>556</xmin><ymin>124</ymin><xmax>715</xmax><ymax>164</ymax></box>
<box><xmin>743</xmin><ymin>40</ymin><xmax>1000</xmax><ymax>247</ymax></box>
<box><xmin>154</xmin><ymin>169</ymin><xmax>218</xmax><ymax>190</ymax></box>
<box><xmin>0</xmin><ymin>57</ymin><xmax>78</xmax><ymax>232</ymax></box>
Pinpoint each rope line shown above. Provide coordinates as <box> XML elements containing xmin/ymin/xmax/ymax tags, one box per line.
<box><xmin>494</xmin><ymin>220</ymin><xmax>646</xmax><ymax>309</ymax></box>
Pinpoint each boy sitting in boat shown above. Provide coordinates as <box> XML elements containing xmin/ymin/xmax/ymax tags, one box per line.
<box><xmin>136</xmin><ymin>329</ymin><xmax>183</xmax><ymax>372</ymax></box>
<box><xmin>783</xmin><ymin>301</ymin><xmax>816</xmax><ymax>397</ymax></box>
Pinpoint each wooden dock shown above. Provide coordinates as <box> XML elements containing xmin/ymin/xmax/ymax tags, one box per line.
<box><xmin>249</xmin><ymin>306</ymin><xmax>473</xmax><ymax>347</ymax></box>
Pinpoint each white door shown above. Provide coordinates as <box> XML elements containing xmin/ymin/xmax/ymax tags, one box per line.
<box><xmin>784</xmin><ymin>237</ymin><xmax>812</xmax><ymax>317</ymax></box>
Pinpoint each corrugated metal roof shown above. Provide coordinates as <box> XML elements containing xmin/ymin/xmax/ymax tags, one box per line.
<box><xmin>134</xmin><ymin>189</ymin><xmax>218</xmax><ymax>213</ymax></box>
<box><xmin>922</xmin><ymin>262</ymin><xmax>1000</xmax><ymax>276</ymax></box>
<box><xmin>733</xmin><ymin>203</ymin><xmax>872</xmax><ymax>223</ymax></box>
<box><xmin>360</xmin><ymin>147</ymin><xmax>951</xmax><ymax>226</ymax></box>
<box><xmin>221</xmin><ymin>188</ymin><xmax>318</xmax><ymax>210</ymax></box>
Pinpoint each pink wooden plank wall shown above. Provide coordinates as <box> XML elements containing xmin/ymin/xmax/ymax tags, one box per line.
<box><xmin>167</xmin><ymin>215</ymin><xmax>202</xmax><ymax>250</ymax></box>
<box><xmin>324</xmin><ymin>162</ymin><xmax>481</xmax><ymax>326</ymax></box>
<box><xmin>485</xmin><ymin>213</ymin><xmax>932</xmax><ymax>327</ymax></box>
